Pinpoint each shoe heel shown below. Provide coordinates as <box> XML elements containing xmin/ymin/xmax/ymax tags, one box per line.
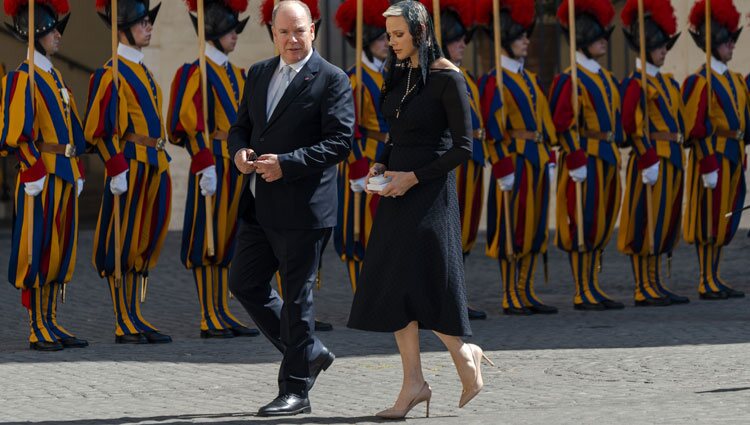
<box><xmin>481</xmin><ymin>353</ymin><xmax>495</xmax><ymax>367</ymax></box>
<box><xmin>425</xmin><ymin>399</ymin><xmax>430</xmax><ymax>418</ymax></box>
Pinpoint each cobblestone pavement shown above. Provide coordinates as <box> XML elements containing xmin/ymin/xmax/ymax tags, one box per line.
<box><xmin>0</xmin><ymin>230</ymin><xmax>749</xmax><ymax>424</ymax></box>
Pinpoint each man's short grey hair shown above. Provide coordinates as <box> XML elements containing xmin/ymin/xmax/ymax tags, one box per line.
<box><xmin>272</xmin><ymin>0</ymin><xmax>313</xmax><ymax>26</ymax></box>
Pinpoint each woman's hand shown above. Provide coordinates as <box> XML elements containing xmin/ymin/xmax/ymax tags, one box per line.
<box><xmin>379</xmin><ymin>171</ymin><xmax>418</xmax><ymax>198</ymax></box>
<box><xmin>364</xmin><ymin>163</ymin><xmax>387</xmax><ymax>194</ymax></box>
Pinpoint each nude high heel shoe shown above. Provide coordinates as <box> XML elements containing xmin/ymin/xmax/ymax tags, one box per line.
<box><xmin>458</xmin><ymin>343</ymin><xmax>494</xmax><ymax>408</ymax></box>
<box><xmin>376</xmin><ymin>381</ymin><xmax>432</xmax><ymax>419</ymax></box>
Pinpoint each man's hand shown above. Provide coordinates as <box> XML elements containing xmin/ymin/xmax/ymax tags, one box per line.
<box><xmin>256</xmin><ymin>154</ymin><xmax>283</xmax><ymax>183</ymax></box>
<box><xmin>234</xmin><ymin>148</ymin><xmax>258</xmax><ymax>175</ymax></box>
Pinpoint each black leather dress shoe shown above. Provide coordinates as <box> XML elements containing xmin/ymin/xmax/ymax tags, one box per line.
<box><xmin>724</xmin><ymin>288</ymin><xmax>745</xmax><ymax>298</ymax></box>
<box><xmin>200</xmin><ymin>329</ymin><xmax>234</xmax><ymax>339</ymax></box>
<box><xmin>574</xmin><ymin>301</ymin><xmax>606</xmax><ymax>311</ymax></box>
<box><xmin>60</xmin><ymin>337</ymin><xmax>89</xmax><ymax>348</ymax></box>
<box><xmin>314</xmin><ymin>320</ymin><xmax>333</xmax><ymax>332</ymax></box>
<box><xmin>503</xmin><ymin>306</ymin><xmax>534</xmax><ymax>315</ymax></box>
<box><xmin>30</xmin><ymin>341</ymin><xmax>64</xmax><ymax>351</ymax></box>
<box><xmin>601</xmin><ymin>299</ymin><xmax>625</xmax><ymax>309</ymax></box>
<box><xmin>468</xmin><ymin>307</ymin><xmax>487</xmax><ymax>320</ymax></box>
<box><xmin>115</xmin><ymin>334</ymin><xmax>148</xmax><ymax>344</ymax></box>
<box><xmin>634</xmin><ymin>297</ymin><xmax>671</xmax><ymax>307</ymax></box>
<box><xmin>699</xmin><ymin>291</ymin><xmax>729</xmax><ymax>300</ymax></box>
<box><xmin>664</xmin><ymin>293</ymin><xmax>690</xmax><ymax>304</ymax></box>
<box><xmin>308</xmin><ymin>348</ymin><xmax>335</xmax><ymax>391</ymax></box>
<box><xmin>529</xmin><ymin>304</ymin><xmax>558</xmax><ymax>314</ymax></box>
<box><xmin>143</xmin><ymin>331</ymin><xmax>172</xmax><ymax>344</ymax></box>
<box><xmin>257</xmin><ymin>394</ymin><xmax>311</xmax><ymax>417</ymax></box>
<box><xmin>230</xmin><ymin>326</ymin><xmax>260</xmax><ymax>337</ymax></box>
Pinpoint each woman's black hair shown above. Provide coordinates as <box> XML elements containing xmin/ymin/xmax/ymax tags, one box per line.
<box><xmin>380</xmin><ymin>0</ymin><xmax>443</xmax><ymax>109</ymax></box>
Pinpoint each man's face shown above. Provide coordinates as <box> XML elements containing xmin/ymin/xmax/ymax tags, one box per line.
<box><xmin>716</xmin><ymin>40</ymin><xmax>735</xmax><ymax>63</ymax></box>
<box><xmin>218</xmin><ymin>30</ymin><xmax>238</xmax><ymax>54</ymax></box>
<box><xmin>122</xmin><ymin>16</ymin><xmax>153</xmax><ymax>48</ymax></box>
<box><xmin>510</xmin><ymin>34</ymin><xmax>529</xmax><ymax>59</ymax></box>
<box><xmin>649</xmin><ymin>46</ymin><xmax>667</xmax><ymax>68</ymax></box>
<box><xmin>586</xmin><ymin>38</ymin><xmax>608</xmax><ymax>58</ymax></box>
<box><xmin>446</xmin><ymin>38</ymin><xmax>466</xmax><ymax>64</ymax></box>
<box><xmin>272</xmin><ymin>4</ymin><xmax>315</xmax><ymax>64</ymax></box>
<box><xmin>368</xmin><ymin>33</ymin><xmax>389</xmax><ymax>61</ymax></box>
<box><xmin>38</xmin><ymin>29</ymin><xmax>61</xmax><ymax>55</ymax></box>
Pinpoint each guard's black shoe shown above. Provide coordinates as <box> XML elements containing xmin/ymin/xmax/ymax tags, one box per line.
<box><xmin>308</xmin><ymin>347</ymin><xmax>335</xmax><ymax>391</ymax></box>
<box><xmin>723</xmin><ymin>288</ymin><xmax>745</xmax><ymax>298</ymax></box>
<box><xmin>574</xmin><ymin>301</ymin><xmax>606</xmax><ymax>311</ymax></box>
<box><xmin>634</xmin><ymin>297</ymin><xmax>671</xmax><ymax>307</ymax></box>
<box><xmin>601</xmin><ymin>299</ymin><xmax>625</xmax><ymax>310</ymax></box>
<box><xmin>468</xmin><ymin>307</ymin><xmax>487</xmax><ymax>320</ymax></box>
<box><xmin>257</xmin><ymin>394</ymin><xmax>311</xmax><ymax>417</ymax></box>
<box><xmin>115</xmin><ymin>334</ymin><xmax>148</xmax><ymax>344</ymax></box>
<box><xmin>143</xmin><ymin>331</ymin><xmax>172</xmax><ymax>344</ymax></box>
<box><xmin>230</xmin><ymin>326</ymin><xmax>260</xmax><ymax>337</ymax></box>
<box><xmin>664</xmin><ymin>293</ymin><xmax>690</xmax><ymax>304</ymax></box>
<box><xmin>200</xmin><ymin>329</ymin><xmax>234</xmax><ymax>339</ymax></box>
<box><xmin>529</xmin><ymin>304</ymin><xmax>558</xmax><ymax>314</ymax></box>
<box><xmin>314</xmin><ymin>320</ymin><xmax>333</xmax><ymax>332</ymax></box>
<box><xmin>60</xmin><ymin>337</ymin><xmax>89</xmax><ymax>348</ymax></box>
<box><xmin>699</xmin><ymin>291</ymin><xmax>729</xmax><ymax>300</ymax></box>
<box><xmin>30</xmin><ymin>341</ymin><xmax>63</xmax><ymax>351</ymax></box>
<box><xmin>503</xmin><ymin>306</ymin><xmax>534</xmax><ymax>316</ymax></box>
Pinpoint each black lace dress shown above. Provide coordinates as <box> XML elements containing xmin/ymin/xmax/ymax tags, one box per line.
<box><xmin>347</xmin><ymin>67</ymin><xmax>473</xmax><ymax>336</ymax></box>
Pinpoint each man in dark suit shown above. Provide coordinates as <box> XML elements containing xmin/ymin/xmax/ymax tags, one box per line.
<box><xmin>227</xmin><ymin>0</ymin><xmax>354</xmax><ymax>417</ymax></box>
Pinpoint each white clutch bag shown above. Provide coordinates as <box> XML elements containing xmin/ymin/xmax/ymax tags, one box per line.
<box><xmin>366</xmin><ymin>174</ymin><xmax>392</xmax><ymax>192</ymax></box>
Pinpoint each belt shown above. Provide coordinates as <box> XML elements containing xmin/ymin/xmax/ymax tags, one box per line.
<box><xmin>34</xmin><ymin>141</ymin><xmax>76</xmax><ymax>158</ymax></box>
<box><xmin>650</xmin><ymin>132</ymin><xmax>683</xmax><ymax>144</ymax></box>
<box><xmin>715</xmin><ymin>129</ymin><xmax>745</xmax><ymax>140</ymax></box>
<box><xmin>581</xmin><ymin>130</ymin><xmax>615</xmax><ymax>142</ymax></box>
<box><xmin>212</xmin><ymin>130</ymin><xmax>229</xmax><ymax>140</ymax></box>
<box><xmin>364</xmin><ymin>130</ymin><xmax>389</xmax><ymax>143</ymax></box>
<box><xmin>124</xmin><ymin>132</ymin><xmax>167</xmax><ymax>151</ymax></box>
<box><xmin>508</xmin><ymin>129</ymin><xmax>544</xmax><ymax>143</ymax></box>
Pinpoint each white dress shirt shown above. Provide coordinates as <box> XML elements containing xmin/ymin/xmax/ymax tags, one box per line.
<box><xmin>118</xmin><ymin>43</ymin><xmax>145</xmax><ymax>64</ymax></box>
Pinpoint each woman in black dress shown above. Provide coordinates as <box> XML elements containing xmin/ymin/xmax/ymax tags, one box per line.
<box><xmin>347</xmin><ymin>0</ymin><xmax>492</xmax><ymax>419</ymax></box>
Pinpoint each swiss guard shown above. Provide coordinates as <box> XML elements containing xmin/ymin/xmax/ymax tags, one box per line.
<box><xmin>478</xmin><ymin>0</ymin><xmax>558</xmax><ymax>315</ymax></box>
<box><xmin>618</xmin><ymin>0</ymin><xmax>689</xmax><ymax>306</ymax></box>
<box><xmin>260</xmin><ymin>0</ymin><xmax>333</xmax><ymax>332</ymax></box>
<box><xmin>682</xmin><ymin>0</ymin><xmax>747</xmax><ymax>300</ymax></box>
<box><xmin>332</xmin><ymin>0</ymin><xmax>390</xmax><ymax>293</ymax></box>
<box><xmin>549</xmin><ymin>0</ymin><xmax>625</xmax><ymax>310</ymax></box>
<box><xmin>85</xmin><ymin>0</ymin><xmax>173</xmax><ymax>343</ymax></box>
<box><xmin>167</xmin><ymin>0</ymin><xmax>259</xmax><ymax>338</ymax></box>
<box><xmin>1</xmin><ymin>0</ymin><xmax>88</xmax><ymax>350</ymax></box>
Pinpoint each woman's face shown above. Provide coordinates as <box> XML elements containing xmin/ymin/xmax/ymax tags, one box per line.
<box><xmin>386</xmin><ymin>16</ymin><xmax>418</xmax><ymax>61</ymax></box>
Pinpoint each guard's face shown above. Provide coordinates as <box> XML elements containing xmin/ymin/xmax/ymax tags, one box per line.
<box><xmin>218</xmin><ymin>30</ymin><xmax>238</xmax><ymax>54</ymax></box>
<box><xmin>447</xmin><ymin>38</ymin><xmax>466</xmax><ymax>64</ymax></box>
<box><xmin>126</xmin><ymin>16</ymin><xmax>153</xmax><ymax>48</ymax></box>
<box><xmin>368</xmin><ymin>33</ymin><xmax>390</xmax><ymax>62</ymax></box>
<box><xmin>510</xmin><ymin>34</ymin><xmax>529</xmax><ymax>59</ymax></box>
<box><xmin>586</xmin><ymin>38</ymin><xmax>608</xmax><ymax>58</ymax></box>
<box><xmin>386</xmin><ymin>16</ymin><xmax>417</xmax><ymax>62</ymax></box>
<box><xmin>649</xmin><ymin>46</ymin><xmax>667</xmax><ymax>68</ymax></box>
<box><xmin>716</xmin><ymin>40</ymin><xmax>734</xmax><ymax>63</ymax></box>
<box><xmin>39</xmin><ymin>29</ymin><xmax>61</xmax><ymax>56</ymax></box>
<box><xmin>272</xmin><ymin>4</ymin><xmax>315</xmax><ymax>65</ymax></box>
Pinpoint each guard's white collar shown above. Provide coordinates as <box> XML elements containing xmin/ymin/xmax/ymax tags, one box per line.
<box><xmin>576</xmin><ymin>51</ymin><xmax>601</xmax><ymax>73</ymax></box>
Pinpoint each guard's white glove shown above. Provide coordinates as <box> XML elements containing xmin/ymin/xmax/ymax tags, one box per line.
<box><xmin>110</xmin><ymin>170</ymin><xmax>128</xmax><ymax>196</ymax></box>
<box><xmin>77</xmin><ymin>179</ymin><xmax>84</xmax><ymax>197</ymax></box>
<box><xmin>569</xmin><ymin>165</ymin><xmax>587</xmax><ymax>183</ymax></box>
<box><xmin>548</xmin><ymin>163</ymin><xmax>557</xmax><ymax>185</ymax></box>
<box><xmin>24</xmin><ymin>175</ymin><xmax>46</xmax><ymax>197</ymax></box>
<box><xmin>702</xmin><ymin>170</ymin><xmax>718</xmax><ymax>189</ymax></box>
<box><xmin>349</xmin><ymin>175</ymin><xmax>367</xmax><ymax>193</ymax></box>
<box><xmin>497</xmin><ymin>173</ymin><xmax>515</xmax><ymax>191</ymax></box>
<box><xmin>641</xmin><ymin>162</ymin><xmax>659</xmax><ymax>186</ymax></box>
<box><xmin>198</xmin><ymin>165</ymin><xmax>217</xmax><ymax>196</ymax></box>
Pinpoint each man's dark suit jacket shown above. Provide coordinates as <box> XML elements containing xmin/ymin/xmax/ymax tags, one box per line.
<box><xmin>228</xmin><ymin>50</ymin><xmax>354</xmax><ymax>229</ymax></box>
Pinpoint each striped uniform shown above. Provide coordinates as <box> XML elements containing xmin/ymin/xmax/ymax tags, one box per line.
<box><xmin>167</xmin><ymin>57</ymin><xmax>247</xmax><ymax>332</ymax></box>
<box><xmin>619</xmin><ymin>69</ymin><xmax>686</xmax><ymax>302</ymax></box>
<box><xmin>84</xmin><ymin>51</ymin><xmax>172</xmax><ymax>337</ymax></box>
<box><xmin>681</xmin><ymin>64</ymin><xmax>747</xmax><ymax>295</ymax></box>
<box><xmin>549</xmin><ymin>64</ymin><xmax>623</xmax><ymax>306</ymax></box>
<box><xmin>457</xmin><ymin>67</ymin><xmax>486</xmax><ymax>258</ymax></box>
<box><xmin>333</xmin><ymin>61</ymin><xmax>387</xmax><ymax>291</ymax></box>
<box><xmin>0</xmin><ymin>61</ymin><xmax>86</xmax><ymax>344</ymax></box>
<box><xmin>480</xmin><ymin>64</ymin><xmax>557</xmax><ymax>311</ymax></box>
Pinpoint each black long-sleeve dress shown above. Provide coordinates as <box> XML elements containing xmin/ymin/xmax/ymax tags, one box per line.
<box><xmin>347</xmin><ymin>67</ymin><xmax>473</xmax><ymax>336</ymax></box>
